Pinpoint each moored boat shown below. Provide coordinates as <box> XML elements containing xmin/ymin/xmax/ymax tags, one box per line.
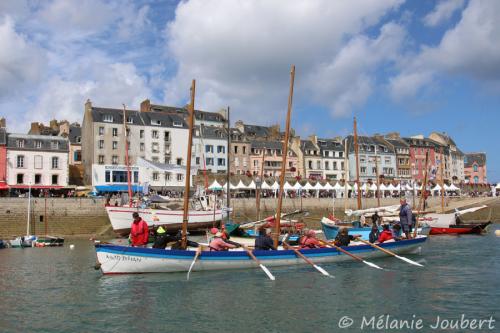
<box><xmin>429</xmin><ymin>221</ymin><xmax>491</xmax><ymax>235</ymax></box>
<box><xmin>95</xmin><ymin>235</ymin><xmax>427</xmax><ymax>274</ymax></box>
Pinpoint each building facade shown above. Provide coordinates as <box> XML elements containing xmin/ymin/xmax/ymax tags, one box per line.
<box><xmin>6</xmin><ymin>134</ymin><xmax>69</xmax><ymax>189</ymax></box>
<box><xmin>347</xmin><ymin>136</ymin><xmax>397</xmax><ymax>182</ymax></box>
<box><xmin>385</xmin><ymin>136</ymin><xmax>411</xmax><ymax>181</ymax></box>
<box><xmin>229</xmin><ymin>128</ymin><xmax>251</xmax><ymax>176</ymax></box>
<box><xmin>193</xmin><ymin>125</ymin><xmax>228</xmax><ymax>174</ymax></box>
<box><xmin>464</xmin><ymin>153</ymin><xmax>487</xmax><ymax>184</ymax></box>
<box><xmin>317</xmin><ymin>137</ymin><xmax>347</xmax><ymax>181</ymax></box>
<box><xmin>249</xmin><ymin>141</ymin><xmax>298</xmax><ymax>178</ymax></box>
<box><xmin>0</xmin><ymin>128</ymin><xmax>7</xmax><ymax>190</ymax></box>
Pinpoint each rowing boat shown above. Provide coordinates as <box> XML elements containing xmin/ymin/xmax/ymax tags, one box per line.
<box><xmin>95</xmin><ymin>236</ymin><xmax>427</xmax><ymax>274</ymax></box>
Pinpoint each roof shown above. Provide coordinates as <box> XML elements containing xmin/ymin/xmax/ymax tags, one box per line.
<box><xmin>7</xmin><ymin>133</ymin><xmax>69</xmax><ymax>152</ymax></box>
<box><xmin>385</xmin><ymin>138</ymin><xmax>409</xmax><ymax>149</ymax></box>
<box><xmin>346</xmin><ymin>135</ymin><xmax>394</xmax><ymax>154</ymax></box>
<box><xmin>317</xmin><ymin>138</ymin><xmax>345</xmax><ymax>152</ymax></box>
<box><xmin>300</xmin><ymin>140</ymin><xmax>319</xmax><ymax>155</ymax></box>
<box><xmin>195</xmin><ymin>125</ymin><xmax>227</xmax><ymax>140</ymax></box>
<box><xmin>243</xmin><ymin>124</ymin><xmax>272</xmax><ymax>137</ymax></box>
<box><xmin>250</xmin><ymin>140</ymin><xmax>283</xmax><ymax>150</ymax></box>
<box><xmin>465</xmin><ymin>153</ymin><xmax>486</xmax><ymax>167</ymax></box>
<box><xmin>91</xmin><ymin>107</ymin><xmax>188</xmax><ymax>128</ymax></box>
<box><xmin>68</xmin><ymin>126</ymin><xmax>81</xmax><ymax>145</ymax></box>
<box><xmin>140</xmin><ymin>112</ymin><xmax>187</xmax><ymax>129</ymax></box>
<box><xmin>150</xmin><ymin>104</ymin><xmax>226</xmax><ymax>123</ymax></box>
<box><xmin>229</xmin><ymin>128</ymin><xmax>248</xmax><ymax>142</ymax></box>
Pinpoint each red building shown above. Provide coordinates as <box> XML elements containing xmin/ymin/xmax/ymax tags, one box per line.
<box><xmin>404</xmin><ymin>137</ymin><xmax>437</xmax><ymax>182</ymax></box>
<box><xmin>464</xmin><ymin>153</ymin><xmax>487</xmax><ymax>184</ymax></box>
<box><xmin>0</xmin><ymin>128</ymin><xmax>7</xmax><ymax>190</ymax></box>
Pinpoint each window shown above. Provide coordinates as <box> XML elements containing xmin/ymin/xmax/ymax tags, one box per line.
<box><xmin>205</xmin><ymin>145</ymin><xmax>214</xmax><ymax>153</ymax></box>
<box><xmin>164</xmin><ymin>157</ymin><xmax>171</xmax><ymax>164</ymax></box>
<box><xmin>195</xmin><ymin>157</ymin><xmax>200</xmax><ymax>165</ymax></box>
<box><xmin>165</xmin><ymin>172</ymin><xmax>171</xmax><ymax>181</ymax></box>
<box><xmin>333</xmin><ymin>161</ymin><xmax>337</xmax><ymax>170</ymax></box>
<box><xmin>76</xmin><ymin>136</ymin><xmax>81</xmax><ymax>144</ymax></box>
<box><xmin>140</xmin><ymin>130</ymin><xmax>144</xmax><ymax>139</ymax></box>
<box><xmin>134</xmin><ymin>171</ymin><xmax>139</xmax><ymax>183</ymax></box>
<box><xmin>173</xmin><ymin>121</ymin><xmax>183</xmax><ymax>127</ymax></box>
<box><xmin>51</xmin><ymin>175</ymin><xmax>58</xmax><ymax>185</ymax></box>
<box><xmin>152</xmin><ymin>157</ymin><xmax>159</xmax><ymax>162</ymax></box>
<box><xmin>112</xmin><ymin>128</ymin><xmax>118</xmax><ymax>137</ymax></box>
<box><xmin>126</xmin><ymin>128</ymin><xmax>130</xmax><ymax>137</ymax></box>
<box><xmin>243</xmin><ymin>146</ymin><xmax>246</xmax><ymax>154</ymax></box>
<box><xmin>152</xmin><ymin>172</ymin><xmax>159</xmax><ymax>181</ymax></box>
<box><xmin>126</xmin><ymin>116</ymin><xmax>134</xmax><ymax>124</ymax></box>
<box><xmin>176</xmin><ymin>158</ymin><xmax>182</xmax><ymax>166</ymax></box>
<box><xmin>152</xmin><ymin>130</ymin><xmax>159</xmax><ymax>139</ymax></box>
<box><xmin>473</xmin><ymin>165</ymin><xmax>478</xmax><ymax>172</ymax></box>
<box><xmin>339</xmin><ymin>152</ymin><xmax>343</xmax><ymax>158</ymax></box>
<box><xmin>17</xmin><ymin>174</ymin><xmax>23</xmax><ymax>184</ymax></box>
<box><xmin>112</xmin><ymin>141</ymin><xmax>118</xmax><ymax>150</ymax></box>
<box><xmin>103</xmin><ymin>114</ymin><xmax>113</xmax><ymax>122</ymax></box>
<box><xmin>152</xmin><ymin>142</ymin><xmax>159</xmax><ymax>153</ymax></box>
<box><xmin>177</xmin><ymin>174</ymin><xmax>183</xmax><ymax>182</ymax></box>
<box><xmin>151</xmin><ymin>119</ymin><xmax>161</xmax><ymax>126</ymax></box>
<box><xmin>235</xmin><ymin>157</ymin><xmax>239</xmax><ymax>167</ymax></box>
<box><xmin>140</xmin><ymin>143</ymin><xmax>145</xmax><ymax>152</ymax></box>
<box><xmin>51</xmin><ymin>157</ymin><xmax>59</xmax><ymax>169</ymax></box>
<box><xmin>16</xmin><ymin>140</ymin><xmax>25</xmax><ymax>148</ymax></box>
<box><xmin>17</xmin><ymin>155</ymin><xmax>25</xmax><ymax>168</ymax></box>
<box><xmin>112</xmin><ymin>156</ymin><xmax>118</xmax><ymax>165</ymax></box>
<box><xmin>34</xmin><ymin>155</ymin><xmax>43</xmax><ymax>169</ymax></box>
<box><xmin>308</xmin><ymin>161</ymin><xmax>312</xmax><ymax>169</ymax></box>
<box><xmin>164</xmin><ymin>131</ymin><xmax>170</xmax><ymax>142</ymax></box>
<box><xmin>206</xmin><ymin>157</ymin><xmax>214</xmax><ymax>166</ymax></box>
<box><xmin>34</xmin><ymin>174</ymin><xmax>42</xmax><ymax>184</ymax></box>
<box><xmin>98</xmin><ymin>155</ymin><xmax>105</xmax><ymax>164</ymax></box>
<box><xmin>218</xmin><ymin>158</ymin><xmax>225</xmax><ymax>166</ymax></box>
<box><xmin>99</xmin><ymin>127</ymin><xmax>104</xmax><ymax>135</ymax></box>
<box><xmin>474</xmin><ymin>176</ymin><xmax>479</xmax><ymax>183</ymax></box>
<box><xmin>243</xmin><ymin>159</ymin><xmax>247</xmax><ymax>167</ymax></box>
<box><xmin>217</xmin><ymin>146</ymin><xmax>225</xmax><ymax>154</ymax></box>
<box><xmin>98</xmin><ymin>140</ymin><xmax>104</xmax><ymax>149</ymax></box>
<box><xmin>360</xmin><ymin>167</ymin><xmax>366</xmax><ymax>174</ymax></box>
<box><xmin>105</xmin><ymin>171</ymin><xmax>111</xmax><ymax>183</ymax></box>
<box><xmin>35</xmin><ymin>141</ymin><xmax>42</xmax><ymax>149</ymax></box>
<box><xmin>51</xmin><ymin>141</ymin><xmax>59</xmax><ymax>149</ymax></box>
<box><xmin>341</xmin><ymin>162</ymin><xmax>344</xmax><ymax>170</ymax></box>
<box><xmin>234</xmin><ymin>146</ymin><xmax>239</xmax><ymax>154</ymax></box>
<box><xmin>316</xmin><ymin>161</ymin><xmax>321</xmax><ymax>170</ymax></box>
<box><xmin>254</xmin><ymin>160</ymin><xmax>259</xmax><ymax>167</ymax></box>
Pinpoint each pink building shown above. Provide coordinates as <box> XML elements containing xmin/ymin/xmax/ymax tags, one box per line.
<box><xmin>464</xmin><ymin>153</ymin><xmax>487</xmax><ymax>184</ymax></box>
<box><xmin>249</xmin><ymin>141</ymin><xmax>298</xmax><ymax>178</ymax></box>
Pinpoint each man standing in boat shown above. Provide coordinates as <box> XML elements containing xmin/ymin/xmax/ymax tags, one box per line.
<box><xmin>130</xmin><ymin>212</ymin><xmax>149</xmax><ymax>247</ymax></box>
<box><xmin>399</xmin><ymin>198</ymin><xmax>413</xmax><ymax>239</ymax></box>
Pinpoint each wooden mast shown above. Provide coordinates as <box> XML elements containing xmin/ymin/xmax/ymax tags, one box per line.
<box><xmin>374</xmin><ymin>151</ymin><xmax>380</xmax><ymax>207</ymax></box>
<box><xmin>440</xmin><ymin>147</ymin><xmax>445</xmax><ymax>213</ymax></box>
<box><xmin>122</xmin><ymin>104</ymin><xmax>133</xmax><ymax>206</ymax></box>
<box><xmin>353</xmin><ymin>117</ymin><xmax>362</xmax><ymax>210</ymax></box>
<box><xmin>256</xmin><ymin>146</ymin><xmax>266</xmax><ymax>220</ymax></box>
<box><xmin>414</xmin><ymin>150</ymin><xmax>429</xmax><ymax>238</ymax></box>
<box><xmin>343</xmin><ymin>138</ymin><xmax>348</xmax><ymax>211</ymax></box>
<box><xmin>226</xmin><ymin>106</ymin><xmax>230</xmax><ymax>223</ymax></box>
<box><xmin>181</xmin><ymin>80</ymin><xmax>196</xmax><ymax>249</ymax></box>
<box><xmin>274</xmin><ymin>65</ymin><xmax>295</xmax><ymax>248</ymax></box>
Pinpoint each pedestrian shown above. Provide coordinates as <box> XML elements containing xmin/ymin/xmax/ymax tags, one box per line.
<box><xmin>129</xmin><ymin>212</ymin><xmax>149</xmax><ymax>247</ymax></box>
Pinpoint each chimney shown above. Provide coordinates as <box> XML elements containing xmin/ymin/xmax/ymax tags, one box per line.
<box><xmin>29</xmin><ymin>122</ymin><xmax>40</xmax><ymax>135</ymax></box>
<box><xmin>309</xmin><ymin>134</ymin><xmax>318</xmax><ymax>145</ymax></box>
<box><xmin>140</xmin><ymin>99</ymin><xmax>151</xmax><ymax>112</ymax></box>
<box><xmin>49</xmin><ymin>119</ymin><xmax>59</xmax><ymax>130</ymax></box>
<box><xmin>85</xmin><ymin>99</ymin><xmax>92</xmax><ymax>110</ymax></box>
<box><xmin>0</xmin><ymin>118</ymin><xmax>5</xmax><ymax>128</ymax></box>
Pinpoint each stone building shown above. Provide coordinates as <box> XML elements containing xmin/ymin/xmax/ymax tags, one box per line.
<box><xmin>249</xmin><ymin>141</ymin><xmax>298</xmax><ymax>178</ymax></box>
<box><xmin>228</xmin><ymin>128</ymin><xmax>251</xmax><ymax>176</ymax></box>
<box><xmin>384</xmin><ymin>134</ymin><xmax>411</xmax><ymax>181</ymax></box>
<box><xmin>464</xmin><ymin>153</ymin><xmax>487</xmax><ymax>184</ymax></box>
<box><xmin>429</xmin><ymin>132</ymin><xmax>464</xmax><ymax>183</ymax></box>
<box><xmin>317</xmin><ymin>137</ymin><xmax>347</xmax><ymax>181</ymax></box>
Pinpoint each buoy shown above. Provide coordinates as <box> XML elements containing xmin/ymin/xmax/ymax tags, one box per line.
<box><xmin>69</xmin><ymin>244</ymin><xmax>75</xmax><ymax>249</ymax></box>
<box><xmin>495</xmin><ymin>230</ymin><xmax>500</xmax><ymax>237</ymax></box>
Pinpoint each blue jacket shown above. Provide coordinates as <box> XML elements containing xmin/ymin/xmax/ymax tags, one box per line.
<box><xmin>399</xmin><ymin>203</ymin><xmax>413</xmax><ymax>226</ymax></box>
<box><xmin>254</xmin><ymin>234</ymin><xmax>276</xmax><ymax>250</ymax></box>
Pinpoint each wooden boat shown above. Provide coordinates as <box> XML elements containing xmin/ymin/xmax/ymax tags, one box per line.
<box><xmin>95</xmin><ymin>235</ymin><xmax>427</xmax><ymax>274</ymax></box>
<box><xmin>429</xmin><ymin>221</ymin><xmax>491</xmax><ymax>235</ymax></box>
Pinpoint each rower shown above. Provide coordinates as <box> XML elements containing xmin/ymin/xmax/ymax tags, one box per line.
<box><xmin>254</xmin><ymin>228</ymin><xmax>276</xmax><ymax>250</ymax></box>
<box><xmin>299</xmin><ymin>230</ymin><xmax>325</xmax><ymax>249</ymax></box>
<box><xmin>209</xmin><ymin>232</ymin><xmax>237</xmax><ymax>251</ymax></box>
<box><xmin>377</xmin><ymin>224</ymin><xmax>393</xmax><ymax>243</ymax></box>
<box><xmin>334</xmin><ymin>227</ymin><xmax>361</xmax><ymax>247</ymax></box>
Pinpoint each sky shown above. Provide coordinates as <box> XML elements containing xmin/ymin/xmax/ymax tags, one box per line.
<box><xmin>1</xmin><ymin>0</ymin><xmax>499</xmax><ymax>180</ymax></box>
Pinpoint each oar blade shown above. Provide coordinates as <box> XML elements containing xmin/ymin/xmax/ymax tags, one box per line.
<box><xmin>313</xmin><ymin>264</ymin><xmax>331</xmax><ymax>277</ymax></box>
<box><xmin>260</xmin><ymin>264</ymin><xmax>276</xmax><ymax>281</ymax></box>
<box><xmin>363</xmin><ymin>260</ymin><xmax>383</xmax><ymax>270</ymax></box>
<box><xmin>396</xmin><ymin>255</ymin><xmax>424</xmax><ymax>267</ymax></box>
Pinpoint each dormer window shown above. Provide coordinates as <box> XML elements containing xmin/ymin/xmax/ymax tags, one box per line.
<box><xmin>126</xmin><ymin>116</ymin><xmax>134</xmax><ymax>124</ymax></box>
<box><xmin>34</xmin><ymin>140</ymin><xmax>42</xmax><ymax>149</ymax></box>
<box><xmin>103</xmin><ymin>114</ymin><xmax>113</xmax><ymax>122</ymax></box>
<box><xmin>51</xmin><ymin>141</ymin><xmax>59</xmax><ymax>149</ymax></box>
<box><xmin>16</xmin><ymin>140</ymin><xmax>25</xmax><ymax>148</ymax></box>
<box><xmin>173</xmin><ymin>121</ymin><xmax>183</xmax><ymax>127</ymax></box>
<box><xmin>151</xmin><ymin>119</ymin><xmax>161</xmax><ymax>126</ymax></box>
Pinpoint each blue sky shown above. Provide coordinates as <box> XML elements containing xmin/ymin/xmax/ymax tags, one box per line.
<box><xmin>1</xmin><ymin>0</ymin><xmax>499</xmax><ymax>180</ymax></box>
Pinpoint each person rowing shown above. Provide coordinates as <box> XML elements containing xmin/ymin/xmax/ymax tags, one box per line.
<box><xmin>334</xmin><ymin>227</ymin><xmax>361</xmax><ymax>247</ymax></box>
<box><xmin>209</xmin><ymin>231</ymin><xmax>238</xmax><ymax>251</ymax></box>
<box><xmin>299</xmin><ymin>230</ymin><xmax>326</xmax><ymax>249</ymax></box>
<box><xmin>254</xmin><ymin>227</ymin><xmax>276</xmax><ymax>251</ymax></box>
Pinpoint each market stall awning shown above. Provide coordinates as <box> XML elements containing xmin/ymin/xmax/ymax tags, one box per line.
<box><xmin>95</xmin><ymin>184</ymin><xmax>143</xmax><ymax>192</ymax></box>
<box><xmin>10</xmin><ymin>185</ymin><xmax>64</xmax><ymax>189</ymax></box>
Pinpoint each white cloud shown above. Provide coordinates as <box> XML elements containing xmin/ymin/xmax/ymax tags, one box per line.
<box><xmin>391</xmin><ymin>0</ymin><xmax>500</xmax><ymax>100</ymax></box>
<box><xmin>164</xmin><ymin>0</ymin><xmax>403</xmax><ymax>123</ymax></box>
<box><xmin>0</xmin><ymin>16</ymin><xmax>47</xmax><ymax>99</ymax></box>
<box><xmin>423</xmin><ymin>0</ymin><xmax>465</xmax><ymax>27</ymax></box>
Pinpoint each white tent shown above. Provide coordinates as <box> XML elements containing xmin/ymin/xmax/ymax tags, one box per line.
<box><xmin>323</xmin><ymin>182</ymin><xmax>334</xmax><ymax>191</ymax></box>
<box><xmin>360</xmin><ymin>183</ymin><xmax>367</xmax><ymax>191</ymax></box>
<box><xmin>443</xmin><ymin>184</ymin><xmax>450</xmax><ymax>191</ymax></box>
<box><xmin>333</xmin><ymin>182</ymin><xmax>343</xmax><ymax>190</ymax></box>
<box><xmin>230</xmin><ymin>182</ymin><xmax>238</xmax><ymax>190</ymax></box>
<box><xmin>448</xmin><ymin>183</ymin><xmax>460</xmax><ymax>191</ymax></box>
<box><xmin>302</xmin><ymin>182</ymin><xmax>315</xmax><ymax>190</ymax></box>
<box><xmin>314</xmin><ymin>182</ymin><xmax>324</xmax><ymax>190</ymax></box>
<box><xmin>292</xmin><ymin>182</ymin><xmax>302</xmax><ymax>190</ymax></box>
<box><xmin>283</xmin><ymin>181</ymin><xmax>294</xmax><ymax>190</ymax></box>
<box><xmin>208</xmin><ymin>180</ymin><xmax>222</xmax><ymax>190</ymax></box>
<box><xmin>271</xmin><ymin>181</ymin><xmax>280</xmax><ymax>190</ymax></box>
<box><xmin>261</xmin><ymin>181</ymin><xmax>271</xmax><ymax>190</ymax></box>
<box><xmin>387</xmin><ymin>183</ymin><xmax>396</xmax><ymax>191</ymax></box>
<box><xmin>395</xmin><ymin>184</ymin><xmax>401</xmax><ymax>192</ymax></box>
<box><xmin>379</xmin><ymin>183</ymin><xmax>388</xmax><ymax>191</ymax></box>
<box><xmin>246</xmin><ymin>180</ymin><xmax>256</xmax><ymax>190</ymax></box>
<box><xmin>432</xmin><ymin>184</ymin><xmax>442</xmax><ymax>194</ymax></box>
<box><xmin>370</xmin><ymin>183</ymin><xmax>378</xmax><ymax>191</ymax></box>
<box><xmin>235</xmin><ymin>180</ymin><xmax>247</xmax><ymax>190</ymax></box>
<box><xmin>496</xmin><ymin>183</ymin><xmax>500</xmax><ymax>190</ymax></box>
<box><xmin>405</xmin><ymin>184</ymin><xmax>414</xmax><ymax>191</ymax></box>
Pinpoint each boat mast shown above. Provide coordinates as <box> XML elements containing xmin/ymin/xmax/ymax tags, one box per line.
<box><xmin>226</xmin><ymin>106</ymin><xmax>230</xmax><ymax>223</ymax></box>
<box><xmin>181</xmin><ymin>80</ymin><xmax>196</xmax><ymax>249</ymax></box>
<box><xmin>440</xmin><ymin>147</ymin><xmax>445</xmax><ymax>213</ymax></box>
<box><xmin>374</xmin><ymin>150</ymin><xmax>380</xmax><ymax>207</ymax></box>
<box><xmin>122</xmin><ymin>104</ymin><xmax>133</xmax><ymax>206</ymax></box>
<box><xmin>274</xmin><ymin>65</ymin><xmax>295</xmax><ymax>248</ymax></box>
<box><xmin>256</xmin><ymin>146</ymin><xmax>266</xmax><ymax>221</ymax></box>
<box><xmin>26</xmin><ymin>183</ymin><xmax>31</xmax><ymax>235</ymax></box>
<box><xmin>343</xmin><ymin>138</ymin><xmax>348</xmax><ymax>212</ymax></box>
<box><xmin>414</xmin><ymin>150</ymin><xmax>429</xmax><ymax>238</ymax></box>
<box><xmin>353</xmin><ymin>117</ymin><xmax>362</xmax><ymax>210</ymax></box>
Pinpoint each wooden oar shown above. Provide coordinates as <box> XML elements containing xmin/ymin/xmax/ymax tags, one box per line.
<box><xmin>319</xmin><ymin>240</ymin><xmax>383</xmax><ymax>270</ymax></box>
<box><xmin>355</xmin><ymin>238</ymin><xmax>423</xmax><ymax>267</ymax></box>
<box><xmin>242</xmin><ymin>245</ymin><xmax>275</xmax><ymax>281</ymax></box>
<box><xmin>187</xmin><ymin>246</ymin><xmax>202</xmax><ymax>280</ymax></box>
<box><xmin>283</xmin><ymin>242</ymin><xmax>332</xmax><ymax>277</ymax></box>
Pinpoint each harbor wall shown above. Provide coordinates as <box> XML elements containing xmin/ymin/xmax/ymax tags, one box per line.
<box><xmin>0</xmin><ymin>196</ymin><xmax>496</xmax><ymax>238</ymax></box>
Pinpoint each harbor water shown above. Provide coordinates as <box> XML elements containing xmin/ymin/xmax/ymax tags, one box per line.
<box><xmin>1</xmin><ymin>226</ymin><xmax>499</xmax><ymax>333</ymax></box>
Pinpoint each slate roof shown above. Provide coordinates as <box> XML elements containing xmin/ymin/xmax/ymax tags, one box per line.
<box><xmin>385</xmin><ymin>138</ymin><xmax>409</xmax><ymax>149</ymax></box>
<box><xmin>7</xmin><ymin>133</ymin><xmax>69</xmax><ymax>152</ymax></box>
<box><xmin>250</xmin><ymin>140</ymin><xmax>283</xmax><ymax>150</ymax></box>
<box><xmin>150</xmin><ymin>104</ymin><xmax>226</xmax><ymax>123</ymax></box>
<box><xmin>243</xmin><ymin>124</ymin><xmax>272</xmax><ymax>137</ymax></box>
<box><xmin>68</xmin><ymin>126</ymin><xmax>81</xmax><ymax>145</ymax></box>
<box><xmin>91</xmin><ymin>107</ymin><xmax>188</xmax><ymax>128</ymax></box>
<box><xmin>195</xmin><ymin>125</ymin><xmax>227</xmax><ymax>140</ymax></box>
<box><xmin>317</xmin><ymin>138</ymin><xmax>345</xmax><ymax>152</ymax></box>
<box><xmin>465</xmin><ymin>153</ymin><xmax>486</xmax><ymax>167</ymax></box>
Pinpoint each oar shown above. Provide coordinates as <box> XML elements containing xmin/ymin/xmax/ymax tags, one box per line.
<box><xmin>242</xmin><ymin>245</ymin><xmax>275</xmax><ymax>281</ymax></box>
<box><xmin>355</xmin><ymin>238</ymin><xmax>424</xmax><ymax>267</ymax></box>
<box><xmin>283</xmin><ymin>242</ymin><xmax>332</xmax><ymax>277</ymax></box>
<box><xmin>187</xmin><ymin>246</ymin><xmax>202</xmax><ymax>280</ymax></box>
<box><xmin>319</xmin><ymin>240</ymin><xmax>383</xmax><ymax>270</ymax></box>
